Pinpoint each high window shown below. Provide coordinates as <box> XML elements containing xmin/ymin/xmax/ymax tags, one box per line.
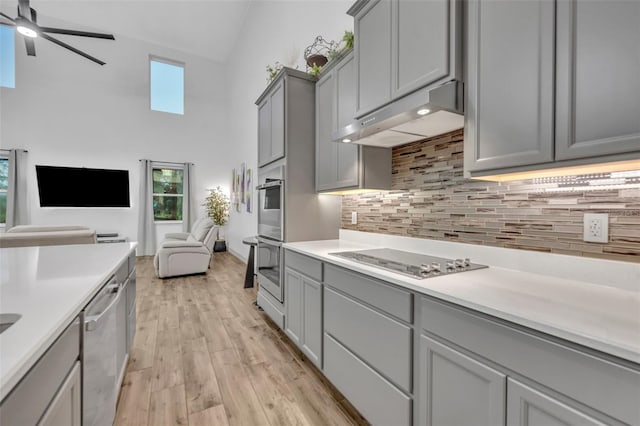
<box><xmin>152</xmin><ymin>167</ymin><xmax>184</xmax><ymax>221</ymax></box>
<box><xmin>150</xmin><ymin>56</ymin><xmax>184</xmax><ymax>115</ymax></box>
<box><xmin>0</xmin><ymin>26</ymin><xmax>15</xmax><ymax>88</ymax></box>
<box><xmin>0</xmin><ymin>157</ymin><xmax>8</xmax><ymax>225</ymax></box>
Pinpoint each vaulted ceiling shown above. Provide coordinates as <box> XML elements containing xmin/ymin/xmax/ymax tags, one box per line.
<box><xmin>0</xmin><ymin>0</ymin><xmax>252</xmax><ymax>62</ymax></box>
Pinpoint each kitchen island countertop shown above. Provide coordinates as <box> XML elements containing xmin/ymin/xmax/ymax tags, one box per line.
<box><xmin>283</xmin><ymin>238</ymin><xmax>640</xmax><ymax>365</ymax></box>
<box><xmin>0</xmin><ymin>242</ymin><xmax>136</xmax><ymax>401</ymax></box>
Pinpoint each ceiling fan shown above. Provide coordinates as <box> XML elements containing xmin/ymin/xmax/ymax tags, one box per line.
<box><xmin>0</xmin><ymin>0</ymin><xmax>114</xmax><ymax>65</ymax></box>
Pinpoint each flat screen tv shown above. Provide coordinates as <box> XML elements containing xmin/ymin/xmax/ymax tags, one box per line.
<box><xmin>36</xmin><ymin>165</ymin><xmax>130</xmax><ymax>207</ymax></box>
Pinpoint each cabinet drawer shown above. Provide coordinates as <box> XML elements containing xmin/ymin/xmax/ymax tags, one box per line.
<box><xmin>1</xmin><ymin>319</ymin><xmax>80</xmax><ymax>426</ymax></box>
<box><xmin>421</xmin><ymin>296</ymin><xmax>640</xmax><ymax>425</ymax></box>
<box><xmin>324</xmin><ymin>333</ymin><xmax>411</xmax><ymax>426</ymax></box>
<box><xmin>257</xmin><ymin>290</ymin><xmax>284</xmax><ymax>329</ymax></box>
<box><xmin>325</xmin><ymin>287</ymin><xmax>412</xmax><ymax>393</ymax></box>
<box><xmin>324</xmin><ymin>263</ymin><xmax>412</xmax><ymax>322</ymax></box>
<box><xmin>285</xmin><ymin>250</ymin><xmax>322</xmax><ymax>282</ymax></box>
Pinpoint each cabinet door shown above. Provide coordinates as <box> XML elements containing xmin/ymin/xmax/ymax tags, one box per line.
<box><xmin>335</xmin><ymin>54</ymin><xmax>360</xmax><ymax>188</ymax></box>
<box><xmin>555</xmin><ymin>0</ymin><xmax>640</xmax><ymax>160</ymax></box>
<box><xmin>284</xmin><ymin>268</ymin><xmax>303</xmax><ymax>346</ymax></box>
<box><xmin>355</xmin><ymin>0</ymin><xmax>392</xmax><ymax>117</ymax></box>
<box><xmin>258</xmin><ymin>98</ymin><xmax>271</xmax><ymax>167</ymax></box>
<box><xmin>465</xmin><ymin>0</ymin><xmax>555</xmax><ymax>172</ymax></box>
<box><xmin>316</xmin><ymin>71</ymin><xmax>338</xmax><ymax>191</ymax></box>
<box><xmin>419</xmin><ymin>335</ymin><xmax>506</xmax><ymax>426</ymax></box>
<box><xmin>302</xmin><ymin>278</ymin><xmax>322</xmax><ymax>368</ymax></box>
<box><xmin>270</xmin><ymin>80</ymin><xmax>285</xmax><ymax>162</ymax></box>
<box><xmin>38</xmin><ymin>361</ymin><xmax>82</xmax><ymax>426</ymax></box>
<box><xmin>507</xmin><ymin>378</ymin><xmax>606</xmax><ymax>426</ymax></box>
<box><xmin>392</xmin><ymin>0</ymin><xmax>449</xmax><ymax>99</ymax></box>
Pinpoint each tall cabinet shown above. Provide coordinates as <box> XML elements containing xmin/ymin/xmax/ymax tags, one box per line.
<box><xmin>315</xmin><ymin>50</ymin><xmax>391</xmax><ymax>193</ymax></box>
<box><xmin>465</xmin><ymin>0</ymin><xmax>640</xmax><ymax>177</ymax></box>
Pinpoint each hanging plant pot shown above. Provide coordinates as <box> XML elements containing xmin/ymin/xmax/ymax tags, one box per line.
<box><xmin>306</xmin><ymin>54</ymin><xmax>328</xmax><ymax>68</ymax></box>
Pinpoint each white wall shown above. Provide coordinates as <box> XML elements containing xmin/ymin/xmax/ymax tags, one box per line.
<box><xmin>224</xmin><ymin>0</ymin><xmax>352</xmax><ymax>260</ymax></box>
<box><xmin>0</xmin><ymin>28</ymin><xmax>229</xmax><ymax>244</ymax></box>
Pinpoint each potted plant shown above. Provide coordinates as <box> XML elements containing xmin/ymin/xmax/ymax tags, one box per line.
<box><xmin>203</xmin><ymin>186</ymin><xmax>230</xmax><ymax>252</ymax></box>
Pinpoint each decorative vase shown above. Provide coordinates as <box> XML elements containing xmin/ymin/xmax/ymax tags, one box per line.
<box><xmin>214</xmin><ymin>240</ymin><xmax>227</xmax><ymax>252</ymax></box>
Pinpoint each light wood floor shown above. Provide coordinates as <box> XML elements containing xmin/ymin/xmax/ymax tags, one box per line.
<box><xmin>115</xmin><ymin>252</ymin><xmax>368</xmax><ymax>426</ymax></box>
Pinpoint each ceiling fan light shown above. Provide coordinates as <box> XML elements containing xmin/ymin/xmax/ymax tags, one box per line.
<box><xmin>17</xmin><ymin>25</ymin><xmax>38</xmax><ymax>38</ymax></box>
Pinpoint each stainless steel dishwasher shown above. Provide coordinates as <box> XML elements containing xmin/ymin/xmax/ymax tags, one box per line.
<box><xmin>83</xmin><ymin>276</ymin><xmax>121</xmax><ymax>426</ymax></box>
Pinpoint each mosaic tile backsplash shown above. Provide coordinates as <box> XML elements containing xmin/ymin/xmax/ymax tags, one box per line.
<box><xmin>341</xmin><ymin>129</ymin><xmax>640</xmax><ymax>262</ymax></box>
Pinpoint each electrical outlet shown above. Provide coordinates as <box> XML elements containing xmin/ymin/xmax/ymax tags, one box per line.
<box><xmin>583</xmin><ymin>213</ymin><xmax>608</xmax><ymax>243</ymax></box>
<box><xmin>351</xmin><ymin>211</ymin><xmax>358</xmax><ymax>225</ymax></box>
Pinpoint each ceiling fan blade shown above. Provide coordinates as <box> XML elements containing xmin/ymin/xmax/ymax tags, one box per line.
<box><xmin>41</xmin><ymin>33</ymin><xmax>106</xmax><ymax>65</ymax></box>
<box><xmin>0</xmin><ymin>12</ymin><xmax>16</xmax><ymax>23</ymax></box>
<box><xmin>25</xmin><ymin>37</ymin><xmax>36</xmax><ymax>56</ymax></box>
<box><xmin>17</xmin><ymin>0</ymin><xmax>30</xmax><ymax>19</ymax></box>
<box><xmin>30</xmin><ymin>7</ymin><xmax>36</xmax><ymax>23</ymax></box>
<box><xmin>39</xmin><ymin>27</ymin><xmax>115</xmax><ymax>40</ymax></box>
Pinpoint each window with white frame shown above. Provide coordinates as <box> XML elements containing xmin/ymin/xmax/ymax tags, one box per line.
<box><xmin>0</xmin><ymin>25</ymin><xmax>16</xmax><ymax>88</ymax></box>
<box><xmin>150</xmin><ymin>56</ymin><xmax>184</xmax><ymax>115</ymax></box>
<box><xmin>152</xmin><ymin>167</ymin><xmax>184</xmax><ymax>221</ymax></box>
<box><xmin>0</xmin><ymin>156</ymin><xmax>8</xmax><ymax>224</ymax></box>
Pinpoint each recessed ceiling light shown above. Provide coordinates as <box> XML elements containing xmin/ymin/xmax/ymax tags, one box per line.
<box><xmin>417</xmin><ymin>108</ymin><xmax>431</xmax><ymax>116</ymax></box>
<box><xmin>17</xmin><ymin>25</ymin><xmax>38</xmax><ymax>38</ymax></box>
<box><xmin>342</xmin><ymin>138</ymin><xmax>352</xmax><ymax>143</ymax></box>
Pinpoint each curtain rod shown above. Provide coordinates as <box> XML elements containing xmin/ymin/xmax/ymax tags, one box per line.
<box><xmin>0</xmin><ymin>149</ymin><xmax>29</xmax><ymax>153</ymax></box>
<box><xmin>139</xmin><ymin>159</ymin><xmax>194</xmax><ymax>165</ymax></box>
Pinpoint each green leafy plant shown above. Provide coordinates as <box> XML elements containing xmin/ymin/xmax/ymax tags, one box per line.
<box><xmin>203</xmin><ymin>186</ymin><xmax>230</xmax><ymax>227</ymax></box>
<box><xmin>308</xmin><ymin>63</ymin><xmax>323</xmax><ymax>78</ymax></box>
<box><xmin>342</xmin><ymin>30</ymin><xmax>354</xmax><ymax>50</ymax></box>
<box><xmin>266</xmin><ymin>62</ymin><xmax>283</xmax><ymax>83</ymax></box>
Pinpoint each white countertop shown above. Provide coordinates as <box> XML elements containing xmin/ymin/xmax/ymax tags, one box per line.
<box><xmin>0</xmin><ymin>242</ymin><xmax>136</xmax><ymax>400</ymax></box>
<box><xmin>283</xmin><ymin>239</ymin><xmax>640</xmax><ymax>364</ymax></box>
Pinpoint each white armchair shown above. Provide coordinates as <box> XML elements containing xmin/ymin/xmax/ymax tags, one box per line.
<box><xmin>153</xmin><ymin>218</ymin><xmax>218</xmax><ymax>278</ymax></box>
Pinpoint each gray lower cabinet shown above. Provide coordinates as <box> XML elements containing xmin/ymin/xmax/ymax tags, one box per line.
<box><xmin>284</xmin><ymin>267</ymin><xmax>322</xmax><ymax>368</ymax></box>
<box><xmin>324</xmin><ymin>333</ymin><xmax>412</xmax><ymax>426</ymax></box>
<box><xmin>323</xmin><ymin>266</ymin><xmax>413</xmax><ymax>425</ymax></box>
<box><xmin>418</xmin><ymin>335</ymin><xmax>506</xmax><ymax>426</ymax></box>
<box><xmin>38</xmin><ymin>361</ymin><xmax>82</xmax><ymax>426</ymax></box>
<box><xmin>465</xmin><ymin>0</ymin><xmax>640</xmax><ymax>177</ymax></box>
<box><xmin>507</xmin><ymin>378</ymin><xmax>606</xmax><ymax>426</ymax></box>
<box><xmin>0</xmin><ymin>319</ymin><xmax>80</xmax><ymax>426</ymax></box>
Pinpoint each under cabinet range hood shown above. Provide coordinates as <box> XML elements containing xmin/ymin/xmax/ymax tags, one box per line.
<box><xmin>333</xmin><ymin>81</ymin><xmax>464</xmax><ymax>148</ymax></box>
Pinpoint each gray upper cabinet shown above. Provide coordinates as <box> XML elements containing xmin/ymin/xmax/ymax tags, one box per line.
<box><xmin>350</xmin><ymin>0</ymin><xmax>461</xmax><ymax>118</ymax></box>
<box><xmin>507</xmin><ymin>378</ymin><xmax>606</xmax><ymax>426</ymax></box>
<box><xmin>418</xmin><ymin>335</ymin><xmax>506</xmax><ymax>426</ymax></box>
<box><xmin>354</xmin><ymin>0</ymin><xmax>393</xmax><ymax>117</ymax></box>
<box><xmin>391</xmin><ymin>0</ymin><xmax>450</xmax><ymax>99</ymax></box>
<box><xmin>257</xmin><ymin>80</ymin><xmax>286</xmax><ymax>167</ymax></box>
<box><xmin>464</xmin><ymin>0</ymin><xmax>555</xmax><ymax>173</ymax></box>
<box><xmin>555</xmin><ymin>0</ymin><xmax>640</xmax><ymax>161</ymax></box>
<box><xmin>316</xmin><ymin>51</ymin><xmax>390</xmax><ymax>193</ymax></box>
<box><xmin>465</xmin><ymin>0</ymin><xmax>640</xmax><ymax>177</ymax></box>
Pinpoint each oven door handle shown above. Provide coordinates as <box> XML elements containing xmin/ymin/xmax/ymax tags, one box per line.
<box><xmin>256</xmin><ymin>180</ymin><xmax>283</xmax><ymax>191</ymax></box>
<box><xmin>257</xmin><ymin>236</ymin><xmax>283</xmax><ymax>247</ymax></box>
